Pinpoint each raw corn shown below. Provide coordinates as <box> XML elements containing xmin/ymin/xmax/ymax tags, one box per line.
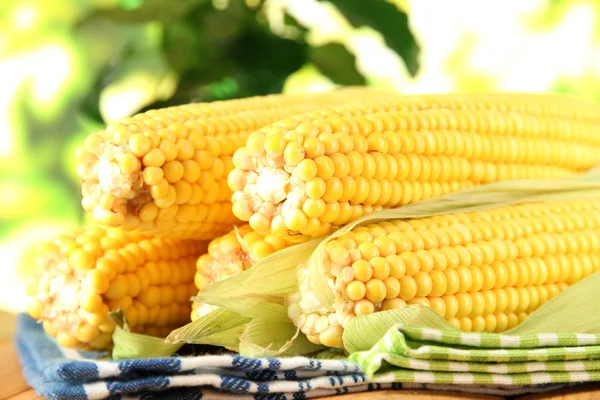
<box><xmin>192</xmin><ymin>224</ymin><xmax>302</xmax><ymax>319</ymax></box>
<box><xmin>285</xmin><ymin>198</ymin><xmax>600</xmax><ymax>348</ymax></box>
<box><xmin>77</xmin><ymin>88</ymin><xmax>395</xmax><ymax>240</ymax></box>
<box><xmin>229</xmin><ymin>93</ymin><xmax>600</xmax><ymax>239</ymax></box>
<box><xmin>26</xmin><ymin>226</ymin><xmax>207</xmax><ymax>350</ymax></box>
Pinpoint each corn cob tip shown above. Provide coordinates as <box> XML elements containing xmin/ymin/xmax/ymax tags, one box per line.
<box><xmin>26</xmin><ymin>226</ymin><xmax>206</xmax><ymax>350</ymax></box>
<box><xmin>192</xmin><ymin>228</ymin><xmax>253</xmax><ymax>321</ymax></box>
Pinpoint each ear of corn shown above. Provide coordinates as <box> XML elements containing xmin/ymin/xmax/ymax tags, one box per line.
<box><xmin>25</xmin><ymin>226</ymin><xmax>207</xmax><ymax>350</ymax></box>
<box><xmin>183</xmin><ymin>171</ymin><xmax>600</xmax><ymax>355</ymax></box>
<box><xmin>285</xmin><ymin>197</ymin><xmax>600</xmax><ymax>348</ymax></box>
<box><xmin>77</xmin><ymin>88</ymin><xmax>395</xmax><ymax>240</ymax></box>
<box><xmin>192</xmin><ymin>224</ymin><xmax>303</xmax><ymax>320</ymax></box>
<box><xmin>229</xmin><ymin>93</ymin><xmax>600</xmax><ymax>239</ymax></box>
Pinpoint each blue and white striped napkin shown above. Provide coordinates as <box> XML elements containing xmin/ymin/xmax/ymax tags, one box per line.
<box><xmin>15</xmin><ymin>314</ymin><xmax>579</xmax><ymax>399</ymax></box>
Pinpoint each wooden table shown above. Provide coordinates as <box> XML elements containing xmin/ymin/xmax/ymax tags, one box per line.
<box><xmin>2</xmin><ymin>311</ymin><xmax>600</xmax><ymax>400</ymax></box>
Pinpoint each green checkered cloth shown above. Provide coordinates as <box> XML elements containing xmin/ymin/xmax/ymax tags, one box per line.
<box><xmin>350</xmin><ymin>322</ymin><xmax>600</xmax><ymax>385</ymax></box>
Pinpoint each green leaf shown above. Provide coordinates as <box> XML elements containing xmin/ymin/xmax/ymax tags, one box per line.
<box><xmin>166</xmin><ymin>309</ymin><xmax>323</xmax><ymax>356</ymax></box>
<box><xmin>191</xmin><ymin>241</ymin><xmax>319</xmax><ymax>323</ymax></box>
<box><xmin>197</xmin><ymin>241</ymin><xmax>320</xmax><ymax>299</ymax></box>
<box><xmin>325</xmin><ymin>0</ymin><xmax>420</xmax><ymax>76</ymax></box>
<box><xmin>166</xmin><ymin>308</ymin><xmax>250</xmax><ymax>344</ymax></box>
<box><xmin>310</xmin><ymin>42</ymin><xmax>366</xmax><ymax>86</ymax></box>
<box><xmin>109</xmin><ymin>310</ymin><xmax>183</xmax><ymax>359</ymax></box>
<box><xmin>0</xmin><ymin>173</ymin><xmax>80</xmax><ymax>222</ymax></box>
<box><xmin>343</xmin><ymin>306</ymin><xmax>455</xmax><ymax>354</ymax></box>
<box><xmin>239</xmin><ymin>319</ymin><xmax>324</xmax><ymax>357</ymax></box>
<box><xmin>121</xmin><ymin>0</ymin><xmax>144</xmax><ymax>10</ymax></box>
<box><xmin>507</xmin><ymin>270</ymin><xmax>600</xmax><ymax>336</ymax></box>
<box><xmin>162</xmin><ymin>21</ymin><xmax>211</xmax><ymax>73</ymax></box>
<box><xmin>283</xmin><ymin>12</ymin><xmax>310</xmax><ymax>38</ymax></box>
<box><xmin>201</xmin><ymin>0</ymin><xmax>250</xmax><ymax>41</ymax></box>
<box><xmin>77</xmin><ymin>19</ymin><xmax>169</xmax><ymax>119</ymax></box>
<box><xmin>194</xmin><ymin>294</ymin><xmax>290</xmax><ymax>322</ymax></box>
<box><xmin>228</xmin><ymin>25</ymin><xmax>308</xmax><ymax>96</ymax></box>
<box><xmin>92</xmin><ymin>0</ymin><xmax>208</xmax><ymax>23</ymax></box>
<box><xmin>112</xmin><ymin>326</ymin><xmax>184</xmax><ymax>359</ymax></box>
<box><xmin>194</xmin><ymin>325</ymin><xmax>246</xmax><ymax>351</ymax></box>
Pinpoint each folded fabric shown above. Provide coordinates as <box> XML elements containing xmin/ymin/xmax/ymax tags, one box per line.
<box><xmin>16</xmin><ymin>314</ymin><xmax>582</xmax><ymax>399</ymax></box>
<box><xmin>350</xmin><ymin>322</ymin><xmax>600</xmax><ymax>386</ymax></box>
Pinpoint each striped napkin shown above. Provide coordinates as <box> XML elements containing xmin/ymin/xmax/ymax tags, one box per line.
<box><xmin>16</xmin><ymin>314</ymin><xmax>584</xmax><ymax>399</ymax></box>
<box><xmin>350</xmin><ymin>317</ymin><xmax>600</xmax><ymax>387</ymax></box>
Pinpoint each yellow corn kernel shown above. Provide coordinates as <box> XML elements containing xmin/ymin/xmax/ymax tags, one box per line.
<box><xmin>352</xmin><ymin>260</ymin><xmax>373</xmax><ymax>282</ymax></box>
<box><xmin>365</xmin><ymin>279</ymin><xmax>386</xmax><ymax>303</ymax></box>
<box><xmin>346</xmin><ymin>281</ymin><xmax>366</xmax><ymax>301</ymax></box>
<box><xmin>354</xmin><ymin>299</ymin><xmax>375</xmax><ymax>315</ymax></box>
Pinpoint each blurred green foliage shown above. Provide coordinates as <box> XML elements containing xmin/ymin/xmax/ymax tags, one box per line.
<box><xmin>2</xmin><ymin>0</ymin><xmax>600</xmax><ymax>313</ymax></box>
<box><xmin>0</xmin><ymin>0</ymin><xmax>418</xmax><ymax>242</ymax></box>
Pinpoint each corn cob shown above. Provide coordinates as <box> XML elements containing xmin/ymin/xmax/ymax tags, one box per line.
<box><xmin>77</xmin><ymin>88</ymin><xmax>395</xmax><ymax>240</ymax></box>
<box><xmin>25</xmin><ymin>226</ymin><xmax>207</xmax><ymax>350</ymax></box>
<box><xmin>192</xmin><ymin>224</ymin><xmax>302</xmax><ymax>319</ymax></box>
<box><xmin>285</xmin><ymin>197</ymin><xmax>600</xmax><ymax>348</ymax></box>
<box><xmin>229</xmin><ymin>93</ymin><xmax>600</xmax><ymax>239</ymax></box>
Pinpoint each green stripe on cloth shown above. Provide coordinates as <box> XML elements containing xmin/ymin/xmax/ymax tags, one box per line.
<box><xmin>374</xmin><ymin>326</ymin><xmax>600</xmax><ymax>362</ymax></box>
<box><xmin>353</xmin><ymin>325</ymin><xmax>600</xmax><ymax>377</ymax></box>
<box><xmin>400</xmin><ymin>326</ymin><xmax>600</xmax><ymax>348</ymax></box>
<box><xmin>370</xmin><ymin>370</ymin><xmax>600</xmax><ymax>386</ymax></box>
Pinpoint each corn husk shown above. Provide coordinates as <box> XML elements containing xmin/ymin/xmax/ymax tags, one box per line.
<box><xmin>239</xmin><ymin>319</ymin><xmax>323</xmax><ymax>357</ymax></box>
<box><xmin>109</xmin><ymin>310</ymin><xmax>183</xmax><ymax>359</ymax></box>
<box><xmin>113</xmin><ymin>168</ymin><xmax>600</xmax><ymax>358</ymax></box>
<box><xmin>167</xmin><ymin>308</ymin><xmax>250</xmax><ymax>345</ymax></box>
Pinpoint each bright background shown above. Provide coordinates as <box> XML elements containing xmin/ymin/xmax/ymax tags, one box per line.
<box><xmin>1</xmin><ymin>0</ymin><xmax>600</xmax><ymax>313</ymax></box>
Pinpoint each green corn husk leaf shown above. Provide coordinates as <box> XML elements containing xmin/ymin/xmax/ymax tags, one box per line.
<box><xmin>109</xmin><ymin>310</ymin><xmax>183</xmax><ymax>359</ymax></box>
<box><xmin>166</xmin><ymin>308</ymin><xmax>322</xmax><ymax>356</ymax></box>
<box><xmin>192</xmin><ymin>325</ymin><xmax>247</xmax><ymax>352</ymax></box>
<box><xmin>166</xmin><ymin>308</ymin><xmax>251</xmax><ymax>344</ymax></box>
<box><xmin>192</xmin><ymin>294</ymin><xmax>289</xmax><ymax>322</ymax></box>
<box><xmin>343</xmin><ymin>268</ymin><xmax>600</xmax><ymax>354</ymax></box>
<box><xmin>193</xmin><ymin>240</ymin><xmax>320</xmax><ymax>310</ymax></box>
<box><xmin>306</xmin><ymin>168</ymin><xmax>600</xmax><ymax>310</ymax></box>
<box><xmin>160</xmin><ymin>242</ymin><xmax>318</xmax><ymax>351</ymax></box>
<box><xmin>238</xmin><ymin>319</ymin><xmax>324</xmax><ymax>357</ymax></box>
<box><xmin>343</xmin><ymin>306</ymin><xmax>459</xmax><ymax>353</ymax></box>
<box><xmin>506</xmin><ymin>268</ymin><xmax>600</xmax><ymax>335</ymax></box>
